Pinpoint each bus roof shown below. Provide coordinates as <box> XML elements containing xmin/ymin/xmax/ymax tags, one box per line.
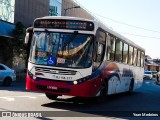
<box><xmin>34</xmin><ymin>16</ymin><xmax>145</xmax><ymax>51</ymax></box>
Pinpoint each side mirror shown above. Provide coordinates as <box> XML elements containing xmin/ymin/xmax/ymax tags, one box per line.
<box><xmin>25</xmin><ymin>32</ymin><xmax>29</xmax><ymax>44</ymax></box>
<box><xmin>24</xmin><ymin>27</ymin><xmax>33</xmax><ymax>44</ymax></box>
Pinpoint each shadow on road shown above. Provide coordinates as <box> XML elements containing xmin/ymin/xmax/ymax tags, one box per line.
<box><xmin>41</xmin><ymin>92</ymin><xmax>142</xmax><ymax>119</ymax></box>
<box><xmin>40</xmin><ymin>80</ymin><xmax>160</xmax><ymax>119</ymax></box>
<box><xmin>0</xmin><ymin>81</ymin><xmax>29</xmax><ymax>92</ymax></box>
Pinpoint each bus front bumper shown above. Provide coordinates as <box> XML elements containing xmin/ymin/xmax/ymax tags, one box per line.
<box><xmin>26</xmin><ymin>74</ymin><xmax>102</xmax><ymax>97</ymax></box>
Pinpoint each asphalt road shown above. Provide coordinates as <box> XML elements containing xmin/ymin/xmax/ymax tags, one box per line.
<box><xmin>0</xmin><ymin>79</ymin><xmax>160</xmax><ymax>120</ymax></box>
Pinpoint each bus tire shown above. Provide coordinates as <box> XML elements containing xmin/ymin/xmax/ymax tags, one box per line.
<box><xmin>45</xmin><ymin>93</ymin><xmax>58</xmax><ymax>100</ymax></box>
<box><xmin>3</xmin><ymin>77</ymin><xmax>12</xmax><ymax>86</ymax></box>
<box><xmin>127</xmin><ymin>79</ymin><xmax>134</xmax><ymax>94</ymax></box>
<box><xmin>96</xmin><ymin>84</ymin><xmax>107</xmax><ymax>103</ymax></box>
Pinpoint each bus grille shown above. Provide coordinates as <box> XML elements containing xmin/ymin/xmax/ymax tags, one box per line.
<box><xmin>35</xmin><ymin>67</ymin><xmax>77</xmax><ymax>75</ymax></box>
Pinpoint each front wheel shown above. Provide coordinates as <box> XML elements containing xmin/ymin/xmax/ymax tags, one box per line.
<box><xmin>45</xmin><ymin>93</ymin><xmax>58</xmax><ymax>100</ymax></box>
<box><xmin>96</xmin><ymin>85</ymin><xmax>107</xmax><ymax>103</ymax></box>
<box><xmin>3</xmin><ymin>77</ymin><xmax>12</xmax><ymax>86</ymax></box>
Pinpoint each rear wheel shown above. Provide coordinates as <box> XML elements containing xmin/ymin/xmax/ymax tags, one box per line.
<box><xmin>45</xmin><ymin>93</ymin><xmax>58</xmax><ymax>100</ymax></box>
<box><xmin>128</xmin><ymin>79</ymin><xmax>134</xmax><ymax>94</ymax></box>
<box><xmin>3</xmin><ymin>77</ymin><xmax>12</xmax><ymax>86</ymax></box>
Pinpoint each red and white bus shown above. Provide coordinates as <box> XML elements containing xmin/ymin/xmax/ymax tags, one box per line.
<box><xmin>25</xmin><ymin>16</ymin><xmax>145</xmax><ymax>101</ymax></box>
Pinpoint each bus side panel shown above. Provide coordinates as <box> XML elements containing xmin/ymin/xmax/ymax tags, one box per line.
<box><xmin>102</xmin><ymin>61</ymin><xmax>144</xmax><ymax>95</ymax></box>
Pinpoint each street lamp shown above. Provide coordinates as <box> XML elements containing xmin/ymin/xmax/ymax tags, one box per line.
<box><xmin>64</xmin><ymin>6</ymin><xmax>80</xmax><ymax>16</ymax></box>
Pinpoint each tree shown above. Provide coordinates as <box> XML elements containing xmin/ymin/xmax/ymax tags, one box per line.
<box><xmin>12</xmin><ymin>22</ymin><xmax>26</xmax><ymax>54</ymax></box>
<box><xmin>12</xmin><ymin>22</ymin><xmax>27</xmax><ymax>69</ymax></box>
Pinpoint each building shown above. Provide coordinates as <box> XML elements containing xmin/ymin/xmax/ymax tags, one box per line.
<box><xmin>145</xmin><ymin>55</ymin><xmax>160</xmax><ymax>71</ymax></box>
<box><xmin>1</xmin><ymin>0</ymin><xmax>95</xmax><ymax>27</ymax></box>
<box><xmin>62</xmin><ymin>0</ymin><xmax>94</xmax><ymax>19</ymax></box>
<box><xmin>14</xmin><ymin>0</ymin><xmax>50</xmax><ymax>27</ymax></box>
<box><xmin>0</xmin><ymin>0</ymin><xmax>15</xmax><ymax>23</ymax></box>
<box><xmin>0</xmin><ymin>0</ymin><xmax>15</xmax><ymax>37</ymax></box>
<box><xmin>14</xmin><ymin>0</ymin><xmax>94</xmax><ymax>27</ymax></box>
<box><xmin>0</xmin><ymin>0</ymin><xmax>15</xmax><ymax>67</ymax></box>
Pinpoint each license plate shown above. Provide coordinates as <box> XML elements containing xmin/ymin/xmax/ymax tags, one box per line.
<box><xmin>47</xmin><ymin>86</ymin><xmax>58</xmax><ymax>90</ymax></box>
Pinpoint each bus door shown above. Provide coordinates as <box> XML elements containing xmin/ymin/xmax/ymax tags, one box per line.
<box><xmin>93</xmin><ymin>29</ymin><xmax>106</xmax><ymax>71</ymax></box>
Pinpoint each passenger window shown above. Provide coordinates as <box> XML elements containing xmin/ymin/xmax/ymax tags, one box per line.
<box><xmin>141</xmin><ymin>52</ymin><xmax>145</xmax><ymax>67</ymax></box>
<box><xmin>115</xmin><ymin>39</ymin><xmax>122</xmax><ymax>62</ymax></box>
<box><xmin>123</xmin><ymin>43</ymin><xmax>128</xmax><ymax>64</ymax></box>
<box><xmin>96</xmin><ymin>43</ymin><xmax>105</xmax><ymax>62</ymax></box>
<box><xmin>128</xmin><ymin>46</ymin><xmax>133</xmax><ymax>65</ymax></box>
<box><xmin>98</xmin><ymin>30</ymin><xmax>106</xmax><ymax>43</ymax></box>
<box><xmin>108</xmin><ymin>35</ymin><xmax>115</xmax><ymax>61</ymax></box>
<box><xmin>137</xmin><ymin>50</ymin><xmax>141</xmax><ymax>67</ymax></box>
<box><xmin>133</xmin><ymin>48</ymin><xmax>137</xmax><ymax>66</ymax></box>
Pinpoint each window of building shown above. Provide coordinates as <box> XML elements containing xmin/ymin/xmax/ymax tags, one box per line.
<box><xmin>128</xmin><ymin>46</ymin><xmax>133</xmax><ymax>65</ymax></box>
<box><xmin>115</xmin><ymin>39</ymin><xmax>122</xmax><ymax>62</ymax></box>
<box><xmin>49</xmin><ymin>0</ymin><xmax>62</xmax><ymax>16</ymax></box>
<box><xmin>123</xmin><ymin>43</ymin><xmax>128</xmax><ymax>64</ymax></box>
<box><xmin>0</xmin><ymin>0</ymin><xmax>15</xmax><ymax>23</ymax></box>
<box><xmin>133</xmin><ymin>48</ymin><xmax>137</xmax><ymax>66</ymax></box>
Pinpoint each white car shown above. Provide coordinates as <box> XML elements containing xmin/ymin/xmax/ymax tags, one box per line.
<box><xmin>0</xmin><ymin>64</ymin><xmax>16</xmax><ymax>86</ymax></box>
<box><xmin>144</xmin><ymin>71</ymin><xmax>153</xmax><ymax>80</ymax></box>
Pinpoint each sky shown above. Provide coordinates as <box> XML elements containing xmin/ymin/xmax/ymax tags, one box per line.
<box><xmin>75</xmin><ymin>0</ymin><xmax>160</xmax><ymax>59</ymax></box>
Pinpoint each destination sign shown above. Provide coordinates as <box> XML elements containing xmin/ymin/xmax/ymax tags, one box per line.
<box><xmin>34</xmin><ymin>19</ymin><xmax>94</xmax><ymax>31</ymax></box>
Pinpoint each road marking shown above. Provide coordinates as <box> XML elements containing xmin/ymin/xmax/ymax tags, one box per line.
<box><xmin>38</xmin><ymin>94</ymin><xmax>45</xmax><ymax>97</ymax></box>
<box><xmin>0</xmin><ymin>97</ymin><xmax>15</xmax><ymax>101</ymax></box>
<box><xmin>0</xmin><ymin>94</ymin><xmax>45</xmax><ymax>102</ymax></box>
<box><xmin>145</xmin><ymin>81</ymin><xmax>151</xmax><ymax>84</ymax></box>
<box><xmin>16</xmin><ymin>96</ymin><xmax>37</xmax><ymax>99</ymax></box>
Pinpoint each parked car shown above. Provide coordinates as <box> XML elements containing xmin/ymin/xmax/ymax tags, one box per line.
<box><xmin>0</xmin><ymin>64</ymin><xmax>16</xmax><ymax>86</ymax></box>
<box><xmin>144</xmin><ymin>71</ymin><xmax>153</xmax><ymax>80</ymax></box>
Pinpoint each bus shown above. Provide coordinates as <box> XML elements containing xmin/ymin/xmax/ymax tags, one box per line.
<box><xmin>25</xmin><ymin>16</ymin><xmax>145</xmax><ymax>101</ymax></box>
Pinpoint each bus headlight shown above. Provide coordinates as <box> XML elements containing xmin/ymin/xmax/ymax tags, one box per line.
<box><xmin>28</xmin><ymin>70</ymin><xmax>33</xmax><ymax>79</ymax></box>
<box><xmin>73</xmin><ymin>81</ymin><xmax>78</xmax><ymax>85</ymax></box>
<box><xmin>33</xmin><ymin>75</ymin><xmax>37</xmax><ymax>80</ymax></box>
<box><xmin>69</xmin><ymin>76</ymin><xmax>90</xmax><ymax>85</ymax></box>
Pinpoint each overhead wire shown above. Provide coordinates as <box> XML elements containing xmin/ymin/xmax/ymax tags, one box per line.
<box><xmin>92</xmin><ymin>13</ymin><xmax>160</xmax><ymax>34</ymax></box>
<box><xmin>72</xmin><ymin>0</ymin><xmax>160</xmax><ymax>39</ymax></box>
<box><xmin>120</xmin><ymin>32</ymin><xmax>160</xmax><ymax>39</ymax></box>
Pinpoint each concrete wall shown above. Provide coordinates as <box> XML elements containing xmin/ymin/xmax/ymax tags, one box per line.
<box><xmin>14</xmin><ymin>0</ymin><xmax>49</xmax><ymax>27</ymax></box>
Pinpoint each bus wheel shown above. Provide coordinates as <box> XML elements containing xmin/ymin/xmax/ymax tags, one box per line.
<box><xmin>96</xmin><ymin>85</ymin><xmax>107</xmax><ymax>103</ymax></box>
<box><xmin>45</xmin><ymin>93</ymin><xmax>58</xmax><ymax>100</ymax></box>
<box><xmin>128</xmin><ymin>79</ymin><xmax>134</xmax><ymax>94</ymax></box>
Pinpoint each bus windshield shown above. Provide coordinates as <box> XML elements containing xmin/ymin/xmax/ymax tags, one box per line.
<box><xmin>29</xmin><ymin>31</ymin><xmax>93</xmax><ymax>68</ymax></box>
